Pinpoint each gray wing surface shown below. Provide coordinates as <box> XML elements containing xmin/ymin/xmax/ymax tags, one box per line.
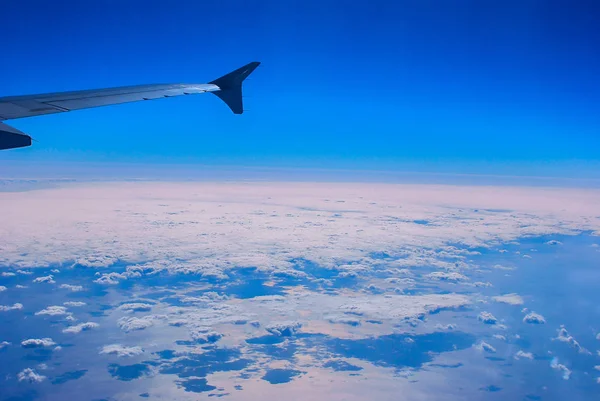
<box><xmin>0</xmin><ymin>83</ymin><xmax>219</xmax><ymax>121</ymax></box>
<box><xmin>0</xmin><ymin>61</ymin><xmax>260</xmax><ymax>150</ymax></box>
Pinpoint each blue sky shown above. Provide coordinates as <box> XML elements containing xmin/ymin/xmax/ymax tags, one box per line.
<box><xmin>1</xmin><ymin>0</ymin><xmax>599</xmax><ymax>176</ymax></box>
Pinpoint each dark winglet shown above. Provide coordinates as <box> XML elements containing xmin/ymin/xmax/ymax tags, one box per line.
<box><xmin>209</xmin><ymin>61</ymin><xmax>260</xmax><ymax>114</ymax></box>
<box><xmin>0</xmin><ymin>122</ymin><xmax>32</xmax><ymax>150</ymax></box>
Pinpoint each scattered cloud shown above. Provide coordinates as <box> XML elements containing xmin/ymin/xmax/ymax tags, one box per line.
<box><xmin>493</xmin><ymin>293</ymin><xmax>524</xmax><ymax>305</ymax></box>
<box><xmin>64</xmin><ymin>301</ymin><xmax>86</xmax><ymax>307</ymax></box>
<box><xmin>550</xmin><ymin>357</ymin><xmax>571</xmax><ymax>380</ymax></box>
<box><xmin>514</xmin><ymin>350</ymin><xmax>534</xmax><ymax>360</ymax></box>
<box><xmin>0</xmin><ymin>341</ymin><xmax>10</xmax><ymax>349</ymax></box>
<box><xmin>63</xmin><ymin>322</ymin><xmax>100</xmax><ymax>334</ymax></box>
<box><xmin>493</xmin><ymin>264</ymin><xmax>515</xmax><ymax>271</ymax></box>
<box><xmin>426</xmin><ymin>272</ymin><xmax>468</xmax><ymax>282</ymax></box>
<box><xmin>0</xmin><ymin>303</ymin><xmax>23</xmax><ymax>312</ymax></box>
<box><xmin>0</xmin><ymin>286</ymin><xmax>6</xmax><ymax>292</ymax></box>
<box><xmin>21</xmin><ymin>338</ymin><xmax>56</xmax><ymax>348</ymax></box>
<box><xmin>523</xmin><ymin>312</ymin><xmax>545</xmax><ymax>324</ymax></box>
<box><xmin>118</xmin><ymin>303</ymin><xmax>153</xmax><ymax>312</ymax></box>
<box><xmin>554</xmin><ymin>325</ymin><xmax>589</xmax><ymax>354</ymax></box>
<box><xmin>1</xmin><ymin>272</ymin><xmax>15</xmax><ymax>277</ymax></box>
<box><xmin>18</xmin><ymin>368</ymin><xmax>46</xmax><ymax>383</ymax></box>
<box><xmin>118</xmin><ymin>316</ymin><xmax>156</xmax><ymax>332</ymax></box>
<box><xmin>435</xmin><ymin>324</ymin><xmax>456</xmax><ymax>331</ymax></box>
<box><xmin>32</xmin><ymin>275</ymin><xmax>55</xmax><ymax>284</ymax></box>
<box><xmin>546</xmin><ymin>240</ymin><xmax>562</xmax><ymax>246</ymax></box>
<box><xmin>265</xmin><ymin>321</ymin><xmax>302</xmax><ymax>336</ymax></box>
<box><xmin>477</xmin><ymin>312</ymin><xmax>498</xmax><ymax>325</ymax></box>
<box><xmin>100</xmin><ymin>344</ymin><xmax>144</xmax><ymax>358</ymax></box>
<box><xmin>35</xmin><ymin>305</ymin><xmax>69</xmax><ymax>316</ymax></box>
<box><xmin>59</xmin><ymin>284</ymin><xmax>84</xmax><ymax>292</ymax></box>
<box><xmin>475</xmin><ymin>341</ymin><xmax>496</xmax><ymax>353</ymax></box>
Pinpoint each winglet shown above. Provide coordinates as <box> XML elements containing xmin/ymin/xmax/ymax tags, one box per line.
<box><xmin>209</xmin><ymin>61</ymin><xmax>260</xmax><ymax>114</ymax></box>
<box><xmin>0</xmin><ymin>122</ymin><xmax>32</xmax><ymax>150</ymax></box>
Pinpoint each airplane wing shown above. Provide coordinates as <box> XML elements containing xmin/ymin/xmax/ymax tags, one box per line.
<box><xmin>0</xmin><ymin>61</ymin><xmax>260</xmax><ymax>150</ymax></box>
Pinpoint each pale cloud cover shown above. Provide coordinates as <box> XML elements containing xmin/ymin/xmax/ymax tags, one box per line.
<box><xmin>0</xmin><ymin>182</ymin><xmax>598</xmax><ymax>275</ymax></box>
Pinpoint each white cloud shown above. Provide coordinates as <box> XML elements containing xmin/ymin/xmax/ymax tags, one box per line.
<box><xmin>554</xmin><ymin>325</ymin><xmax>589</xmax><ymax>354</ymax></box>
<box><xmin>493</xmin><ymin>264</ymin><xmax>515</xmax><ymax>271</ymax></box>
<box><xmin>63</xmin><ymin>322</ymin><xmax>99</xmax><ymax>334</ymax></box>
<box><xmin>0</xmin><ymin>286</ymin><xmax>6</xmax><ymax>292</ymax></box>
<box><xmin>94</xmin><ymin>272</ymin><xmax>127</xmax><ymax>285</ymax></box>
<box><xmin>514</xmin><ymin>350</ymin><xmax>534</xmax><ymax>360</ymax></box>
<box><xmin>0</xmin><ymin>341</ymin><xmax>10</xmax><ymax>349</ymax></box>
<box><xmin>493</xmin><ymin>293</ymin><xmax>524</xmax><ymax>305</ymax></box>
<box><xmin>32</xmin><ymin>275</ymin><xmax>55</xmax><ymax>284</ymax></box>
<box><xmin>21</xmin><ymin>338</ymin><xmax>55</xmax><ymax>348</ymax></box>
<box><xmin>426</xmin><ymin>272</ymin><xmax>468</xmax><ymax>282</ymax></box>
<box><xmin>64</xmin><ymin>301</ymin><xmax>86</xmax><ymax>307</ymax></box>
<box><xmin>118</xmin><ymin>316</ymin><xmax>156</xmax><ymax>332</ymax></box>
<box><xmin>118</xmin><ymin>303</ymin><xmax>153</xmax><ymax>312</ymax></box>
<box><xmin>35</xmin><ymin>305</ymin><xmax>69</xmax><ymax>316</ymax></box>
<box><xmin>18</xmin><ymin>368</ymin><xmax>46</xmax><ymax>383</ymax></box>
<box><xmin>546</xmin><ymin>240</ymin><xmax>562</xmax><ymax>246</ymax></box>
<box><xmin>523</xmin><ymin>312</ymin><xmax>545</xmax><ymax>324</ymax></box>
<box><xmin>51</xmin><ymin>269</ymin><xmax>60</xmax><ymax>273</ymax></box>
<box><xmin>477</xmin><ymin>312</ymin><xmax>498</xmax><ymax>325</ymax></box>
<box><xmin>265</xmin><ymin>321</ymin><xmax>302</xmax><ymax>336</ymax></box>
<box><xmin>59</xmin><ymin>284</ymin><xmax>84</xmax><ymax>292</ymax></box>
<box><xmin>100</xmin><ymin>344</ymin><xmax>144</xmax><ymax>357</ymax></box>
<box><xmin>0</xmin><ymin>303</ymin><xmax>23</xmax><ymax>312</ymax></box>
<box><xmin>327</xmin><ymin>315</ymin><xmax>361</xmax><ymax>326</ymax></box>
<box><xmin>475</xmin><ymin>341</ymin><xmax>496</xmax><ymax>353</ymax></box>
<box><xmin>17</xmin><ymin>270</ymin><xmax>32</xmax><ymax>275</ymax></box>
<box><xmin>190</xmin><ymin>329</ymin><xmax>223</xmax><ymax>343</ymax></box>
<box><xmin>550</xmin><ymin>357</ymin><xmax>571</xmax><ymax>380</ymax></box>
<box><xmin>1</xmin><ymin>272</ymin><xmax>16</xmax><ymax>277</ymax></box>
<box><xmin>493</xmin><ymin>334</ymin><xmax>506</xmax><ymax>341</ymax></box>
<box><xmin>435</xmin><ymin>324</ymin><xmax>456</xmax><ymax>331</ymax></box>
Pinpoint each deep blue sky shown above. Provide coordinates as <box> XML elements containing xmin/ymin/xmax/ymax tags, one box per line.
<box><xmin>1</xmin><ymin>0</ymin><xmax>599</xmax><ymax>176</ymax></box>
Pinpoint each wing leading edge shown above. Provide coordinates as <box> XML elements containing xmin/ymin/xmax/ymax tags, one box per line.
<box><xmin>0</xmin><ymin>61</ymin><xmax>260</xmax><ymax>150</ymax></box>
